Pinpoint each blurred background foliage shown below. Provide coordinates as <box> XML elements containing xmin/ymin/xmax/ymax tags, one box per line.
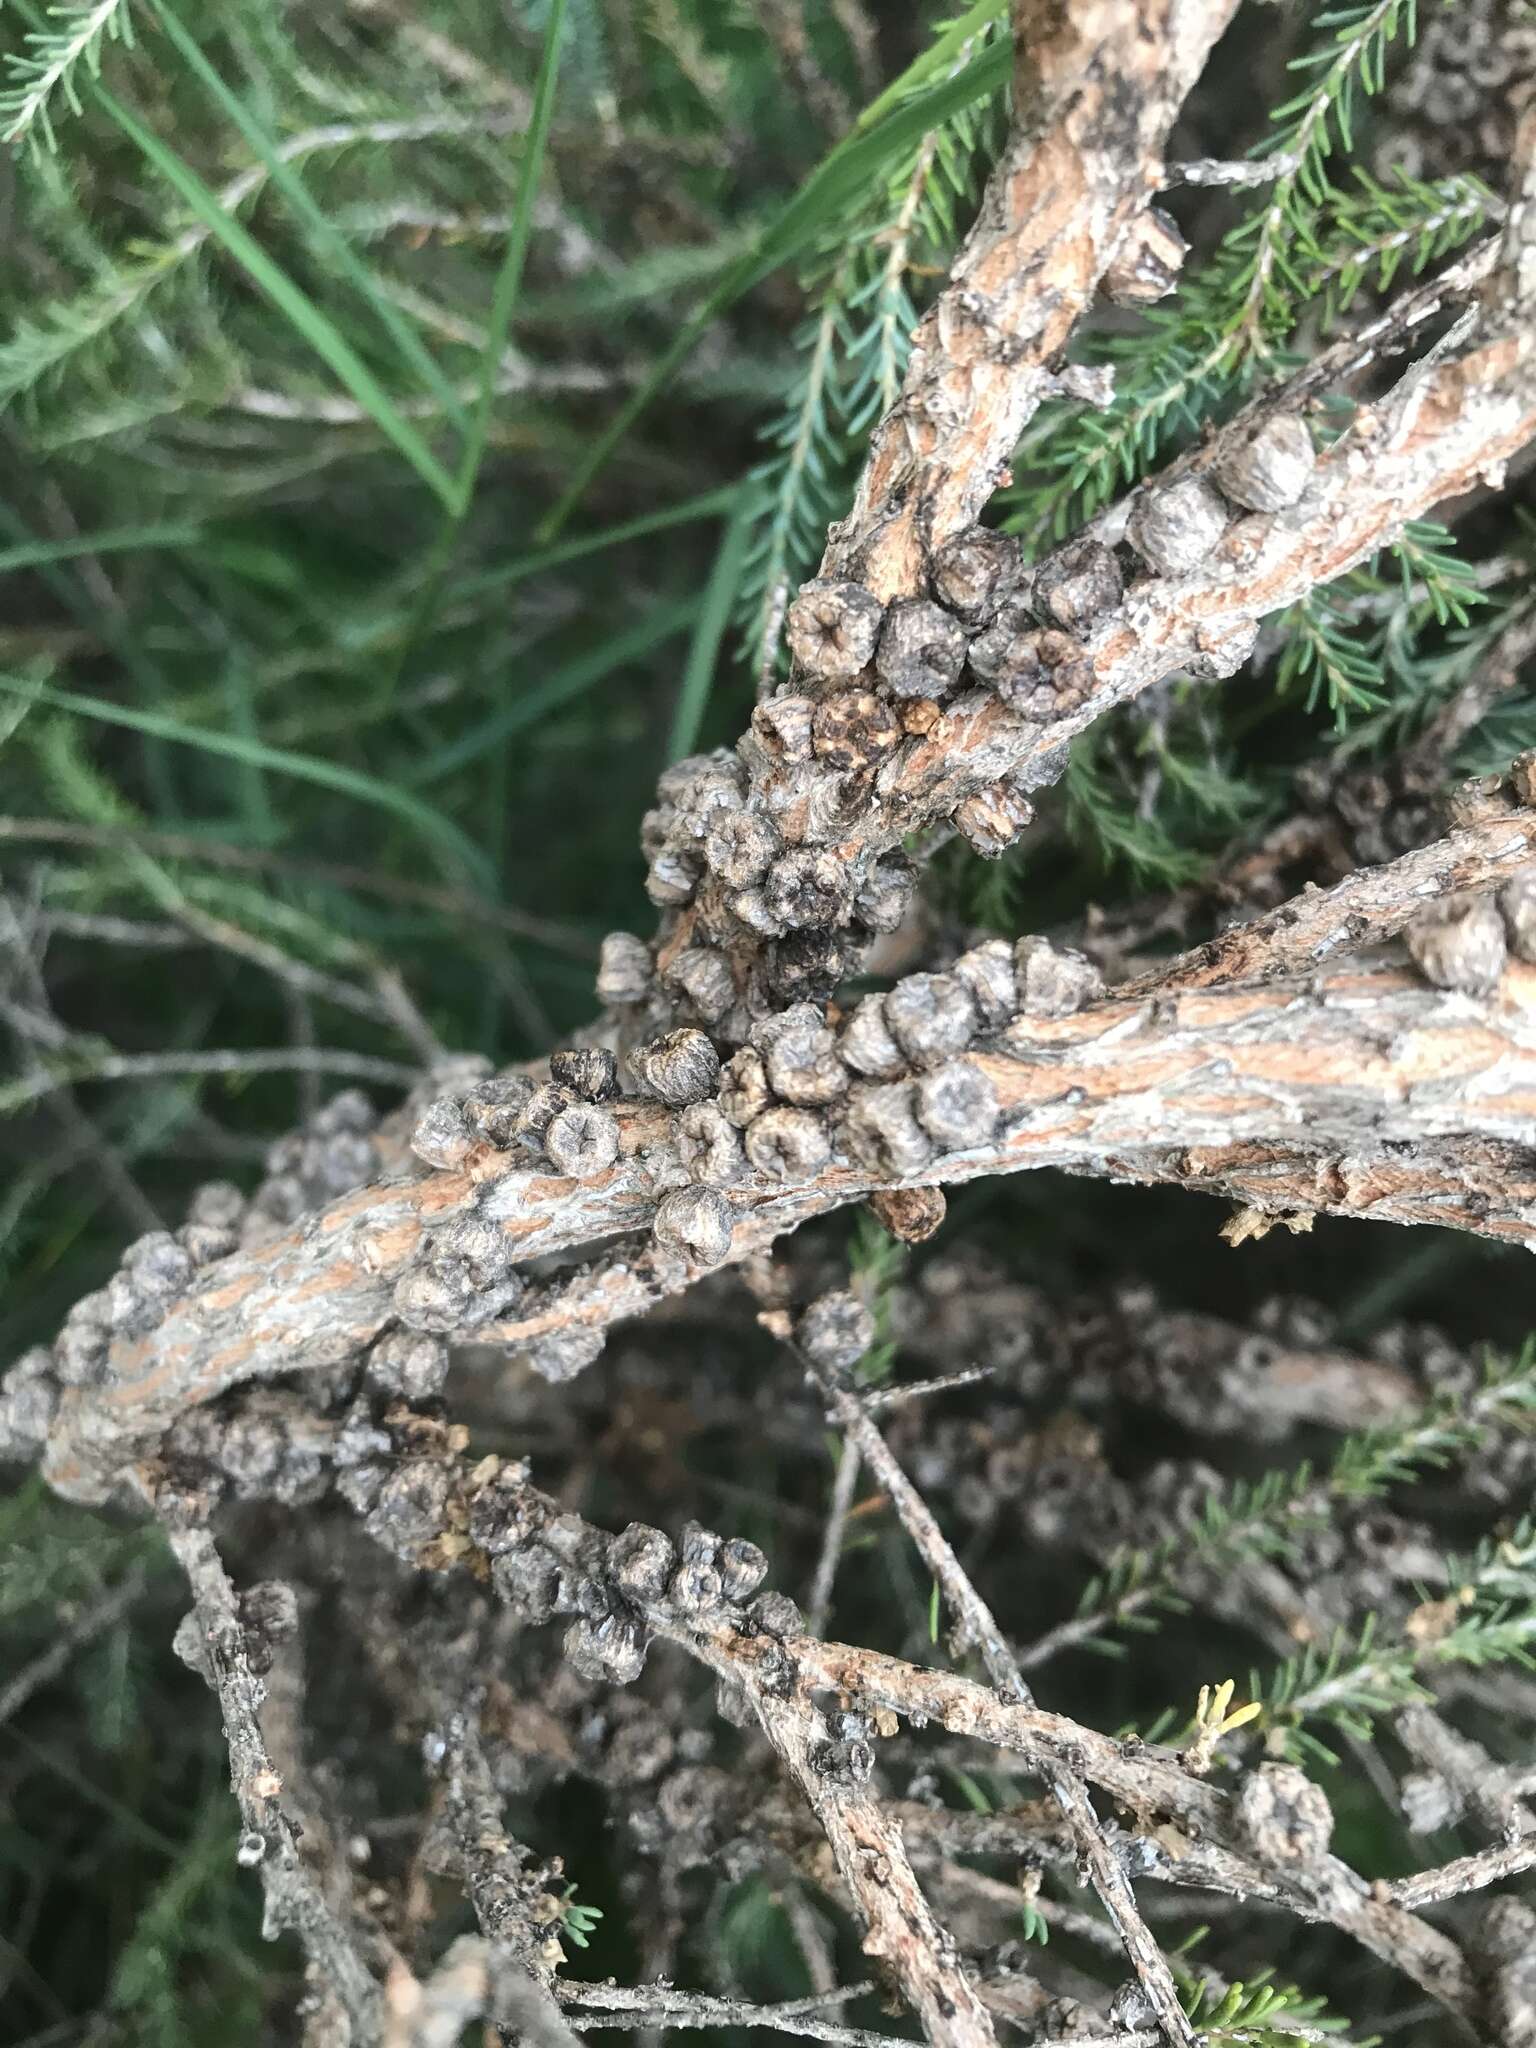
<box><xmin>1</xmin><ymin>0</ymin><xmax>1534</xmax><ymax>2041</ymax></box>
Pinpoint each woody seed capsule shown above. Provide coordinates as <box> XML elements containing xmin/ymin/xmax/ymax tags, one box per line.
<box><xmin>717</xmin><ymin>1047</ymin><xmax>772</xmax><ymax>1128</ymax></box>
<box><xmin>653</xmin><ymin>1184</ymin><xmax>736</xmax><ymax>1266</ymax></box>
<box><xmin>544</xmin><ymin>1102</ymin><xmax>621</xmax><ymax>1177</ymax></box>
<box><xmin>854</xmin><ymin>855</ymin><xmax>917</xmax><ymax>936</ymax></box>
<box><xmin>513</xmin><ymin>1082</ymin><xmax>577</xmax><ymax>1152</ymax></box>
<box><xmin>633</xmin><ymin>1028</ymin><xmax>720</xmax><ymax>1107</ymax></box>
<box><xmin>704</xmin><ymin>808</ymin><xmax>780</xmax><ymax>887</ymax></box>
<box><xmin>609</xmin><ymin>1523</ymin><xmax>676</xmax><ymax>1599</ymax></box>
<box><xmin>753</xmin><ymin>1001</ymin><xmax>848</xmax><ymax>1106</ymax></box>
<box><xmin>952</xmin><ymin>940</ymin><xmax>1019</xmax><ymax>1026</ymax></box>
<box><xmin>664</xmin><ymin>946</ymin><xmax>735</xmax><ymax>1024</ymax></box>
<box><xmin>764</xmin><ymin>848</ymin><xmax>854</xmax><ymax>931</ymax></box>
<box><xmin>786</xmin><ymin>578</ymin><xmax>884</xmax><ymax>680</ymax></box>
<box><xmin>125</xmin><ymin>1231</ymin><xmax>194</xmax><ymax>1300</ymax></box>
<box><xmin>875</xmin><ymin>598</ymin><xmax>967</xmax><ymax>699</ymax></box>
<box><xmin>751</xmin><ymin>692</ymin><xmax>816</xmax><ymax>761</ymax></box>
<box><xmin>1212</xmin><ymin>414</ymin><xmax>1317</xmax><ymax>512</ymax></box>
<box><xmin>954</xmin><ymin>781</ymin><xmax>1035</xmax><ymax>858</ymax></box>
<box><xmin>991</xmin><ymin>629</ymin><xmax>1094</xmax><ymax>718</ymax></box>
<box><xmin>1406</xmin><ymin>893</ymin><xmax>1508</xmax><ymax>995</ymax></box>
<box><xmin>916</xmin><ymin>1061</ymin><xmax>999</xmax><ymax>1149</ymax></box>
<box><xmin>968</xmin><ymin>598</ymin><xmax>1043</xmax><ymax>686</ymax></box>
<box><xmin>645</xmin><ymin>846</ymin><xmax>702</xmax><ymax>908</ymax></box>
<box><xmin>1015</xmin><ymin>935</ymin><xmax>1105</xmax><ymax>1017</ymax></box>
<box><xmin>0</xmin><ymin>1347</ymin><xmax>59</xmax><ymax>1463</ymax></box>
<box><xmin>675</xmin><ymin>1100</ymin><xmax>746</xmax><ymax>1186</ymax></box>
<box><xmin>188</xmin><ymin>1180</ymin><xmax>245</xmax><ymax>1231</ymax></box>
<box><xmin>1033</xmin><ymin>539</ymin><xmax>1123</xmax><ymax>633</ymax></box>
<box><xmin>366</xmin><ymin>1329</ymin><xmax>449</xmax><ymax>1401</ymax></box>
<box><xmin>596</xmin><ymin>931</ymin><xmax>653</xmax><ymax>1006</ymax></box>
<box><xmin>1101</xmin><ymin>205</ymin><xmax>1188</xmax><ymax>306</ymax></box>
<box><xmin>55</xmin><ymin>1292</ymin><xmax>112</xmax><ymax>1385</ymax></box>
<box><xmin>811</xmin><ymin>689</ymin><xmax>902</xmax><ymax>773</ymax></box>
<box><xmin>549</xmin><ymin>1047</ymin><xmax>619</xmax><ymax>1102</ymax></box>
<box><xmin>838</xmin><ymin>994</ymin><xmax>906</xmax><ymax>1080</ymax></box>
<box><xmin>884</xmin><ymin>972</ymin><xmax>978</xmax><ymax>1066</ymax></box>
<box><xmin>718</xmin><ymin>1537</ymin><xmax>769</xmax><ymax>1600</ymax></box>
<box><xmin>744</xmin><ymin>1105</ymin><xmax>832</xmax><ymax>1179</ymax></box>
<box><xmin>412</xmin><ymin>1096</ymin><xmax>474</xmax><ymax>1170</ymax></box>
<box><xmin>930</xmin><ymin>526</ymin><xmax>1021</xmax><ymax>627</ymax></box>
<box><xmin>1235</xmin><ymin>1763</ymin><xmax>1334</xmax><ymax>1862</ymax></box>
<box><xmin>840</xmin><ymin>1081</ymin><xmax>934</xmax><ymax>1175</ymax></box>
<box><xmin>1127</xmin><ymin>475</ymin><xmax>1230</xmax><ymax>576</ymax></box>
<box><xmin>465</xmin><ymin>1074</ymin><xmax>538</xmax><ymax>1149</ymax></box>
<box><xmin>867</xmin><ymin>1185</ymin><xmax>947</xmax><ymax>1243</ymax></box>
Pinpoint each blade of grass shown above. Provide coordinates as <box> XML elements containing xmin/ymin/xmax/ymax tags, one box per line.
<box><xmin>380</xmin><ymin>0</ymin><xmax>568</xmax><ymax>703</ymax></box>
<box><xmin>455</xmin><ymin>486</ymin><xmax>736</xmax><ymax>600</ymax></box>
<box><xmin>408</xmin><ymin>594</ymin><xmax>698</xmax><ymax>786</ymax></box>
<box><xmin>536</xmin><ymin>30</ymin><xmax>1012</xmax><ymax>542</ymax></box>
<box><xmin>0</xmin><ymin>673</ymin><xmax>494</xmax><ymax>890</ymax></box>
<box><xmin>667</xmin><ymin>506</ymin><xmax>752</xmax><ymax>762</ymax></box>
<box><xmin>458</xmin><ymin>0</ymin><xmax>568</xmax><ymax>512</ymax></box>
<box><xmin>0</xmin><ymin>504</ymin><xmax>184</xmax><ymax>819</ymax></box>
<box><xmin>0</xmin><ymin>524</ymin><xmax>203</xmax><ymax>573</ymax></box>
<box><xmin>74</xmin><ymin>74</ymin><xmax>460</xmax><ymax>507</ymax></box>
<box><xmin>148</xmin><ymin>0</ymin><xmax>469</xmax><ymax>435</ymax></box>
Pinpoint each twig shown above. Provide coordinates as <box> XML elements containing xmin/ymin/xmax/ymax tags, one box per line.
<box><xmin>1123</xmin><ymin>803</ymin><xmax>1535</xmax><ymax>994</ymax></box>
<box><xmin>0</xmin><ymin>1044</ymin><xmax>419</xmax><ymax>1116</ymax></box>
<box><xmin>560</xmin><ymin>1982</ymin><xmax>907</xmax><ymax>2048</ymax></box>
<box><xmin>1387</xmin><ymin>1835</ymin><xmax>1536</xmax><ymax>1909</ymax></box>
<box><xmin>434</xmin><ymin>1704</ymin><xmax>586</xmax><ymax>2048</ymax></box>
<box><xmin>161</xmin><ymin>1513</ymin><xmax>382</xmax><ymax>2039</ymax></box>
<box><xmin>742</xmin><ymin>1685</ymin><xmax>998</xmax><ymax>2048</ymax></box>
<box><xmin>824</xmin><ymin>0</ymin><xmax>1242</xmax><ymax>599</ymax></box>
<box><xmin>39</xmin><ymin>938</ymin><xmax>1536</xmax><ymax>1503</ymax></box>
<box><xmin>788</xmin><ymin>1334</ymin><xmax>1196</xmax><ymax>2048</ymax></box>
<box><xmin>806</xmin><ymin>1434</ymin><xmax>862</xmax><ymax>1638</ymax></box>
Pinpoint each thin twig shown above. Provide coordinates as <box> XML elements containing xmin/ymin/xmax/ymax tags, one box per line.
<box><xmin>787</xmin><ymin>1333</ymin><xmax>1196</xmax><ymax>2048</ymax></box>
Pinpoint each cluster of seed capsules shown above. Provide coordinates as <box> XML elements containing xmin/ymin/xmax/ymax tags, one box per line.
<box><xmin>349</xmin><ymin>1424</ymin><xmax>790</xmax><ymax>1689</ymax></box>
<box><xmin>0</xmin><ymin>1091</ymin><xmax>385</xmax><ymax>1464</ymax></box>
<box><xmin>619</xmin><ymin>409</ymin><xmax>1317</xmax><ymax>1015</ymax></box>
<box><xmin>402</xmin><ymin>930</ymin><xmax>1108</xmax><ymax>1319</ymax></box>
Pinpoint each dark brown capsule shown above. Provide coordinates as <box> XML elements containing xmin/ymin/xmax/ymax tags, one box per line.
<box><xmin>875</xmin><ymin>597</ymin><xmax>967</xmax><ymax>699</ymax></box>
<box><xmin>549</xmin><ymin>1047</ymin><xmax>619</xmax><ymax>1102</ymax></box>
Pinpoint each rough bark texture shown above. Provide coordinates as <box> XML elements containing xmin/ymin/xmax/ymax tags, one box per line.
<box><xmin>41</xmin><ymin>934</ymin><xmax>1536</xmax><ymax>1502</ymax></box>
<box><xmin>823</xmin><ymin>0</ymin><xmax>1242</xmax><ymax>599</ymax></box>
